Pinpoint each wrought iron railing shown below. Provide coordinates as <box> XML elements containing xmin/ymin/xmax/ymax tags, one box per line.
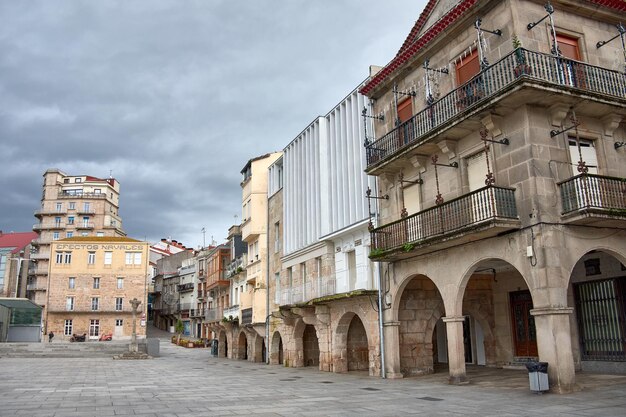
<box><xmin>371</xmin><ymin>186</ymin><xmax>518</xmax><ymax>252</ymax></box>
<box><xmin>223</xmin><ymin>305</ymin><xmax>240</xmax><ymax>320</ymax></box>
<box><xmin>366</xmin><ymin>48</ymin><xmax>626</xmax><ymax>168</ymax></box>
<box><xmin>558</xmin><ymin>174</ymin><xmax>626</xmax><ymax>215</ymax></box>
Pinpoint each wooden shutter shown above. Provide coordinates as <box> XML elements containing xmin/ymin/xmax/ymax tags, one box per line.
<box><xmin>397</xmin><ymin>98</ymin><xmax>413</xmax><ymax>123</ymax></box>
<box><xmin>456</xmin><ymin>49</ymin><xmax>480</xmax><ymax>85</ymax></box>
<box><xmin>556</xmin><ymin>34</ymin><xmax>581</xmax><ymax>60</ymax></box>
<box><xmin>467</xmin><ymin>151</ymin><xmax>488</xmax><ymax>191</ymax></box>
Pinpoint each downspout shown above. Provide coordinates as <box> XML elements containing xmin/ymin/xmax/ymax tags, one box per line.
<box><xmin>373</xmin><ymin>175</ymin><xmax>386</xmax><ymax>379</ymax></box>
<box><xmin>265</xmin><ymin>189</ymin><xmax>271</xmax><ymax>365</ymax></box>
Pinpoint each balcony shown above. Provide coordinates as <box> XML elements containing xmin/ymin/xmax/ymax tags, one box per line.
<box><xmin>205</xmin><ymin>307</ymin><xmax>223</xmax><ymax>322</ymax></box>
<box><xmin>558</xmin><ymin>174</ymin><xmax>626</xmax><ymax>227</ymax></box>
<box><xmin>33</xmin><ymin>222</ymin><xmax>64</xmax><ymax>231</ymax></box>
<box><xmin>32</xmin><ymin>238</ymin><xmax>51</xmax><ymax>246</ymax></box>
<box><xmin>75</xmin><ymin>222</ymin><xmax>95</xmax><ymax>230</ymax></box>
<box><xmin>366</xmin><ymin>48</ymin><xmax>626</xmax><ymax>172</ymax></box>
<box><xmin>177</xmin><ymin>282</ymin><xmax>195</xmax><ymax>292</ymax></box>
<box><xmin>34</xmin><ymin>209</ymin><xmax>66</xmax><ymax>217</ymax></box>
<box><xmin>30</xmin><ymin>252</ymin><xmax>50</xmax><ymax>260</ymax></box>
<box><xmin>26</xmin><ymin>284</ymin><xmax>46</xmax><ymax>291</ymax></box>
<box><xmin>75</xmin><ymin>208</ymin><xmax>96</xmax><ymax>215</ymax></box>
<box><xmin>370</xmin><ymin>186</ymin><xmax>520</xmax><ymax>261</ymax></box>
<box><xmin>223</xmin><ymin>305</ymin><xmax>239</xmax><ymax>320</ymax></box>
<box><xmin>58</xmin><ymin>191</ymin><xmax>107</xmax><ymax>199</ymax></box>
<box><xmin>279</xmin><ymin>278</ymin><xmax>337</xmax><ymax>306</ymax></box>
<box><xmin>191</xmin><ymin>308</ymin><xmax>206</xmax><ymax>318</ymax></box>
<box><xmin>241</xmin><ymin>307</ymin><xmax>253</xmax><ymax>325</ymax></box>
<box><xmin>227</xmin><ymin>254</ymin><xmax>248</xmax><ymax>278</ymax></box>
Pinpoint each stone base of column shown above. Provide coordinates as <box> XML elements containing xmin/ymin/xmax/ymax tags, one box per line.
<box><xmin>448</xmin><ymin>375</ymin><xmax>469</xmax><ymax>385</ymax></box>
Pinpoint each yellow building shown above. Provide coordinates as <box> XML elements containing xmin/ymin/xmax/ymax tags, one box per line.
<box><xmin>46</xmin><ymin>237</ymin><xmax>149</xmax><ymax>341</ymax></box>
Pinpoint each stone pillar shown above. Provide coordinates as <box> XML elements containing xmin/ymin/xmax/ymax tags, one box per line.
<box><xmin>443</xmin><ymin>316</ymin><xmax>468</xmax><ymax>384</ymax></box>
<box><xmin>531</xmin><ymin>307</ymin><xmax>576</xmax><ymax>394</ymax></box>
<box><xmin>129</xmin><ymin>298</ymin><xmax>141</xmax><ymax>353</ymax></box>
<box><xmin>383</xmin><ymin>321</ymin><xmax>402</xmax><ymax>378</ymax></box>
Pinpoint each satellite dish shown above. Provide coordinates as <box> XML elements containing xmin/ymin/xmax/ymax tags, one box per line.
<box><xmin>163</xmin><ymin>292</ymin><xmax>177</xmax><ymax>306</ymax></box>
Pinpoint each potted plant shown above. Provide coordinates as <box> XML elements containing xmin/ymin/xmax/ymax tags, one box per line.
<box><xmin>512</xmin><ymin>36</ymin><xmax>531</xmax><ymax>77</ymax></box>
<box><xmin>174</xmin><ymin>319</ymin><xmax>184</xmax><ymax>345</ymax></box>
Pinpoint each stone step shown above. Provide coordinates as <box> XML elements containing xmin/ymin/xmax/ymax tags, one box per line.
<box><xmin>0</xmin><ymin>341</ymin><xmax>146</xmax><ymax>358</ymax></box>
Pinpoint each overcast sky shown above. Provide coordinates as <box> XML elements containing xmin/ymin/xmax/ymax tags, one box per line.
<box><xmin>0</xmin><ymin>0</ymin><xmax>425</xmax><ymax>249</ymax></box>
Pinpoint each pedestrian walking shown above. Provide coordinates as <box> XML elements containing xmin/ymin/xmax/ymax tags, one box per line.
<box><xmin>48</xmin><ymin>331</ymin><xmax>54</xmax><ymax>343</ymax></box>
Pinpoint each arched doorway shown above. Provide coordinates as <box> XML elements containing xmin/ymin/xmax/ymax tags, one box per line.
<box><xmin>218</xmin><ymin>330</ymin><xmax>228</xmax><ymax>358</ymax></box>
<box><xmin>347</xmin><ymin>315</ymin><xmax>369</xmax><ymax>371</ymax></box>
<box><xmin>270</xmin><ymin>331</ymin><xmax>284</xmax><ymax>365</ymax></box>
<box><xmin>457</xmin><ymin>259</ymin><xmax>530</xmax><ymax>368</ymax></box>
<box><xmin>302</xmin><ymin>324</ymin><xmax>319</xmax><ymax>367</ymax></box>
<box><xmin>396</xmin><ymin>275</ymin><xmax>444</xmax><ymax>376</ymax></box>
<box><xmin>568</xmin><ymin>250</ymin><xmax>626</xmax><ymax>373</ymax></box>
<box><xmin>238</xmin><ymin>332</ymin><xmax>248</xmax><ymax>360</ymax></box>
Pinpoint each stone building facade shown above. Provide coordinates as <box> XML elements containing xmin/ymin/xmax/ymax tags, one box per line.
<box><xmin>31</xmin><ymin>169</ymin><xmax>126</xmax><ymax>315</ymax></box>
<box><xmin>361</xmin><ymin>0</ymin><xmax>626</xmax><ymax>393</ymax></box>
<box><xmin>46</xmin><ymin>237</ymin><xmax>149</xmax><ymax>340</ymax></box>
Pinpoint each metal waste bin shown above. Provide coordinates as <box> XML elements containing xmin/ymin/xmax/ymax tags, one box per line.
<box><xmin>211</xmin><ymin>339</ymin><xmax>218</xmax><ymax>357</ymax></box>
<box><xmin>525</xmin><ymin>361</ymin><xmax>549</xmax><ymax>393</ymax></box>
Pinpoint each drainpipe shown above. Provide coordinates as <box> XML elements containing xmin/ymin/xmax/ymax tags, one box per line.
<box><xmin>372</xmin><ymin>175</ymin><xmax>386</xmax><ymax>379</ymax></box>
<box><xmin>265</xmin><ymin>188</ymin><xmax>271</xmax><ymax>365</ymax></box>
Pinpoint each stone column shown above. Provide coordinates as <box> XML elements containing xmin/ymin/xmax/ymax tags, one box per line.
<box><xmin>443</xmin><ymin>316</ymin><xmax>468</xmax><ymax>384</ymax></box>
<box><xmin>129</xmin><ymin>298</ymin><xmax>141</xmax><ymax>353</ymax></box>
<box><xmin>383</xmin><ymin>321</ymin><xmax>402</xmax><ymax>378</ymax></box>
<box><xmin>531</xmin><ymin>306</ymin><xmax>576</xmax><ymax>394</ymax></box>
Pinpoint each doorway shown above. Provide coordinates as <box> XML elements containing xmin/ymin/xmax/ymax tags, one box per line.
<box><xmin>510</xmin><ymin>290</ymin><xmax>538</xmax><ymax>357</ymax></box>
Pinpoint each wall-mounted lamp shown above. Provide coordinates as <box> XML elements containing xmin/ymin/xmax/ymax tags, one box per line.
<box><xmin>615</xmin><ymin>141</ymin><xmax>626</xmax><ymax>150</ymax></box>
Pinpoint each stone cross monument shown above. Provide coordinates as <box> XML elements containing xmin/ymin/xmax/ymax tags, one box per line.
<box><xmin>129</xmin><ymin>298</ymin><xmax>141</xmax><ymax>353</ymax></box>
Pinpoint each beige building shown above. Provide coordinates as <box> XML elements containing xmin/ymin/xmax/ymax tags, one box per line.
<box><xmin>46</xmin><ymin>237</ymin><xmax>149</xmax><ymax>340</ymax></box>
<box><xmin>361</xmin><ymin>0</ymin><xmax>626</xmax><ymax>393</ymax></box>
<box><xmin>31</xmin><ymin>169</ymin><xmax>126</xmax><ymax>312</ymax></box>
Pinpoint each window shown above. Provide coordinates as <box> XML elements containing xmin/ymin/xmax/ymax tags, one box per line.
<box><xmin>88</xmin><ymin>252</ymin><xmax>96</xmax><ymax>265</ymax></box>
<box><xmin>64</xmin><ymin>252</ymin><xmax>72</xmax><ymax>264</ymax></box>
<box><xmin>64</xmin><ymin>319</ymin><xmax>73</xmax><ymax>336</ymax></box>
<box><xmin>81</xmin><ymin>232</ymin><xmax>88</xmax><ymax>237</ymax></box>
<box><xmin>54</xmin><ymin>216</ymin><xmax>62</xmax><ymax>227</ymax></box>
<box><xmin>83</xmin><ymin>202</ymin><xmax>90</xmax><ymax>212</ymax></box>
<box><xmin>68</xmin><ymin>277</ymin><xmax>75</xmax><ymax>289</ymax></box>
<box><xmin>91</xmin><ymin>297</ymin><xmax>99</xmax><ymax>311</ymax></box>
<box><xmin>115</xmin><ymin>319</ymin><xmax>123</xmax><ymax>327</ymax></box>
<box><xmin>275</xmin><ymin>273</ymin><xmax>281</xmax><ymax>304</ymax></box>
<box><xmin>56</xmin><ymin>252</ymin><xmax>63</xmax><ymax>264</ymax></box>
<box><xmin>347</xmin><ymin>251</ymin><xmax>357</xmax><ymax>291</ymax></box>
<box><xmin>117</xmin><ymin>278</ymin><xmax>124</xmax><ymax>289</ymax></box>
<box><xmin>67</xmin><ymin>216</ymin><xmax>75</xmax><ymax>225</ymax></box>
<box><xmin>93</xmin><ymin>277</ymin><xmax>100</xmax><ymax>289</ymax></box>
<box><xmin>301</xmin><ymin>262</ymin><xmax>307</xmax><ymax>298</ymax></box>
<box><xmin>115</xmin><ymin>298</ymin><xmax>123</xmax><ymax>311</ymax></box>
<box><xmin>66</xmin><ymin>232</ymin><xmax>73</xmax><ymax>238</ymax></box>
<box><xmin>75</xmin><ymin>178</ymin><xmax>81</xmax><ymax>183</ymax></box>
<box><xmin>89</xmin><ymin>319</ymin><xmax>100</xmax><ymax>337</ymax></box>
<box><xmin>104</xmin><ymin>251</ymin><xmax>112</xmax><ymax>265</ymax></box>
<box><xmin>125</xmin><ymin>252</ymin><xmax>142</xmax><ymax>265</ymax></box>
<box><xmin>397</xmin><ymin>98</ymin><xmax>413</xmax><ymax>124</ymax></box>
<box><xmin>82</xmin><ymin>217</ymin><xmax>90</xmax><ymax>227</ymax></box>
<box><xmin>584</xmin><ymin>258</ymin><xmax>601</xmax><ymax>276</ymax></box>
<box><xmin>68</xmin><ymin>202</ymin><xmax>75</xmax><ymax>210</ymax></box>
<box><xmin>66</xmin><ymin>297</ymin><xmax>74</xmax><ymax>311</ymax></box>
<box><xmin>97</xmin><ymin>232</ymin><xmax>104</xmax><ymax>237</ymax></box>
<box><xmin>53</xmin><ymin>232</ymin><xmax>60</xmax><ymax>240</ymax></box>
<box><xmin>274</xmin><ymin>222</ymin><xmax>280</xmax><ymax>253</ymax></box>
<box><xmin>56</xmin><ymin>203</ymin><xmax>63</xmax><ymax>212</ymax></box>
<box><xmin>568</xmin><ymin>138</ymin><xmax>598</xmax><ymax>175</ymax></box>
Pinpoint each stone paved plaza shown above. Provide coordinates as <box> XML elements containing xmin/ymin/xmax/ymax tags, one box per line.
<box><xmin>1</xmin><ymin>329</ymin><xmax>626</xmax><ymax>416</ymax></box>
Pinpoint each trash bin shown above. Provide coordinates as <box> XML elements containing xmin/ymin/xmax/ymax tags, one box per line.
<box><xmin>525</xmin><ymin>361</ymin><xmax>549</xmax><ymax>393</ymax></box>
<box><xmin>211</xmin><ymin>339</ymin><xmax>218</xmax><ymax>357</ymax></box>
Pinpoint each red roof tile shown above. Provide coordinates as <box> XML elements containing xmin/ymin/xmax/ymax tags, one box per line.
<box><xmin>0</xmin><ymin>232</ymin><xmax>38</xmax><ymax>254</ymax></box>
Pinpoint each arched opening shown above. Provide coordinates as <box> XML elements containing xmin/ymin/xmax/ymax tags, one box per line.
<box><xmin>261</xmin><ymin>338</ymin><xmax>266</xmax><ymax>363</ymax></box>
<box><xmin>238</xmin><ymin>332</ymin><xmax>248</xmax><ymax>360</ymax></box>
<box><xmin>458</xmin><ymin>259</ymin><xmax>530</xmax><ymax>368</ymax></box>
<box><xmin>270</xmin><ymin>331</ymin><xmax>284</xmax><ymax>365</ymax></box>
<box><xmin>568</xmin><ymin>250</ymin><xmax>626</xmax><ymax>373</ymax></box>
<box><xmin>397</xmin><ymin>275</ymin><xmax>444</xmax><ymax>376</ymax></box>
<box><xmin>218</xmin><ymin>330</ymin><xmax>227</xmax><ymax>358</ymax></box>
<box><xmin>302</xmin><ymin>324</ymin><xmax>320</xmax><ymax>367</ymax></box>
<box><xmin>347</xmin><ymin>315</ymin><xmax>369</xmax><ymax>371</ymax></box>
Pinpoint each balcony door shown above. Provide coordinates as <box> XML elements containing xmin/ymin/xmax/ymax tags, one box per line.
<box><xmin>467</xmin><ymin>151</ymin><xmax>491</xmax><ymax>223</ymax></box>
<box><xmin>556</xmin><ymin>34</ymin><xmax>586</xmax><ymax>87</ymax></box>
<box><xmin>397</xmin><ymin>98</ymin><xmax>413</xmax><ymax>145</ymax></box>
<box><xmin>564</xmin><ymin>138</ymin><xmax>601</xmax><ymax>211</ymax></box>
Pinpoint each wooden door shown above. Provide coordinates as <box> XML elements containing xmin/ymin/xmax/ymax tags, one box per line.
<box><xmin>397</xmin><ymin>98</ymin><xmax>413</xmax><ymax>145</ymax></box>
<box><xmin>510</xmin><ymin>290</ymin><xmax>538</xmax><ymax>357</ymax></box>
<box><xmin>556</xmin><ymin>34</ymin><xmax>586</xmax><ymax>88</ymax></box>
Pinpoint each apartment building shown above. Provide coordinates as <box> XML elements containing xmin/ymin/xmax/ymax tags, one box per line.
<box><xmin>31</xmin><ymin>169</ymin><xmax>125</xmax><ymax>310</ymax></box>
<box><xmin>361</xmin><ymin>0</ymin><xmax>626</xmax><ymax>393</ymax></box>
<box><xmin>0</xmin><ymin>231</ymin><xmax>37</xmax><ymax>298</ymax></box>
<box><xmin>266</xmin><ymin>84</ymin><xmax>380</xmax><ymax>374</ymax></box>
<box><xmin>45</xmin><ymin>237</ymin><xmax>149</xmax><ymax>340</ymax></box>
<box><xmin>200</xmin><ymin>244</ymin><xmax>230</xmax><ymax>339</ymax></box>
<box><xmin>152</xmin><ymin>249</ymin><xmax>194</xmax><ymax>332</ymax></box>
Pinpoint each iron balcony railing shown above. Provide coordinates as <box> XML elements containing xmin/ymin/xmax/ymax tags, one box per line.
<box><xmin>177</xmin><ymin>282</ymin><xmax>195</xmax><ymax>292</ymax></box>
<box><xmin>371</xmin><ymin>186</ymin><xmax>518</xmax><ymax>253</ymax></box>
<box><xmin>366</xmin><ymin>48</ymin><xmax>626</xmax><ymax>168</ymax></box>
<box><xmin>205</xmin><ymin>307</ymin><xmax>223</xmax><ymax>322</ymax></box>
<box><xmin>558</xmin><ymin>174</ymin><xmax>626</xmax><ymax>215</ymax></box>
<box><xmin>223</xmin><ymin>305</ymin><xmax>239</xmax><ymax>320</ymax></box>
